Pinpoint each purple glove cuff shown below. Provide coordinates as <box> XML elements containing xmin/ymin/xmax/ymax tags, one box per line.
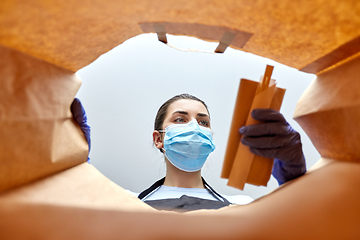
<box><xmin>272</xmin><ymin>158</ymin><xmax>306</xmax><ymax>185</ymax></box>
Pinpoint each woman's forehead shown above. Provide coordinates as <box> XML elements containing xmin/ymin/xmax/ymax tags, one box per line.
<box><xmin>167</xmin><ymin>99</ymin><xmax>209</xmax><ymax>115</ymax></box>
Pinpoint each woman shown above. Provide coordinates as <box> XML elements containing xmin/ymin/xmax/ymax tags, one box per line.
<box><xmin>137</xmin><ymin>94</ymin><xmax>306</xmax><ymax>211</ymax></box>
<box><xmin>71</xmin><ymin>94</ymin><xmax>306</xmax><ymax>212</ymax></box>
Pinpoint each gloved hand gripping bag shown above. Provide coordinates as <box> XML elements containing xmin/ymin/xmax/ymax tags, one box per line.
<box><xmin>221</xmin><ymin>77</ymin><xmax>286</xmax><ymax>190</ymax></box>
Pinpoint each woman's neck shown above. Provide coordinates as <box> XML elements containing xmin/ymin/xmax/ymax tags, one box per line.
<box><xmin>163</xmin><ymin>160</ymin><xmax>205</xmax><ymax>189</ymax></box>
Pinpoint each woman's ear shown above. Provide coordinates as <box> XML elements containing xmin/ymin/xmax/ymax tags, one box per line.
<box><xmin>153</xmin><ymin>131</ymin><xmax>164</xmax><ymax>149</ymax></box>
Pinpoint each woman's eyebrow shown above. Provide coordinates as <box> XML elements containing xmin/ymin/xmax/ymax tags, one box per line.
<box><xmin>197</xmin><ymin>113</ymin><xmax>210</xmax><ymax>118</ymax></box>
<box><xmin>172</xmin><ymin>111</ymin><xmax>209</xmax><ymax>118</ymax></box>
<box><xmin>172</xmin><ymin>110</ymin><xmax>188</xmax><ymax>115</ymax></box>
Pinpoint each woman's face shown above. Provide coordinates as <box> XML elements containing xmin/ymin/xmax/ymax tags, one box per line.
<box><xmin>161</xmin><ymin>99</ymin><xmax>211</xmax><ymax>130</ymax></box>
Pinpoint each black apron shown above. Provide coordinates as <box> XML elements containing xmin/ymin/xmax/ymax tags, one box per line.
<box><xmin>138</xmin><ymin>177</ymin><xmax>231</xmax><ymax>212</ymax></box>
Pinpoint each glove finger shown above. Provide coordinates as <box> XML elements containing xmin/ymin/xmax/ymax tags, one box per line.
<box><xmin>240</xmin><ymin>122</ymin><xmax>291</xmax><ymax>136</ymax></box>
<box><xmin>249</xmin><ymin>147</ymin><xmax>280</xmax><ymax>159</ymax></box>
<box><xmin>249</xmin><ymin>143</ymin><xmax>303</xmax><ymax>163</ymax></box>
<box><xmin>70</xmin><ymin>98</ymin><xmax>91</xmax><ymax>163</ymax></box>
<box><xmin>251</xmin><ymin>108</ymin><xmax>286</xmax><ymax>122</ymax></box>
<box><xmin>71</xmin><ymin>98</ymin><xmax>88</xmax><ymax>125</ymax></box>
<box><xmin>241</xmin><ymin>134</ymin><xmax>299</xmax><ymax>148</ymax></box>
<box><xmin>71</xmin><ymin>98</ymin><xmax>91</xmax><ymax>147</ymax></box>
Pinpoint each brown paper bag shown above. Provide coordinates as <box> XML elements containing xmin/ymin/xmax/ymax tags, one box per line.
<box><xmin>294</xmin><ymin>54</ymin><xmax>360</xmax><ymax>162</ymax></box>
<box><xmin>0</xmin><ymin>45</ymin><xmax>89</xmax><ymax>193</ymax></box>
<box><xmin>2</xmin><ymin>160</ymin><xmax>360</xmax><ymax>239</ymax></box>
<box><xmin>222</xmin><ymin>67</ymin><xmax>286</xmax><ymax>190</ymax></box>
<box><xmin>0</xmin><ymin>163</ymin><xmax>154</xmax><ymax>212</ymax></box>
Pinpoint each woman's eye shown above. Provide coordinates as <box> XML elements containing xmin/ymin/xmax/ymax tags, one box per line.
<box><xmin>198</xmin><ymin>120</ymin><xmax>209</xmax><ymax>127</ymax></box>
<box><xmin>174</xmin><ymin>117</ymin><xmax>186</xmax><ymax>123</ymax></box>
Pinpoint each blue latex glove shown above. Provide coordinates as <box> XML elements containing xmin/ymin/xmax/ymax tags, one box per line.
<box><xmin>71</xmin><ymin>98</ymin><xmax>91</xmax><ymax>163</ymax></box>
<box><xmin>239</xmin><ymin>108</ymin><xmax>306</xmax><ymax>185</ymax></box>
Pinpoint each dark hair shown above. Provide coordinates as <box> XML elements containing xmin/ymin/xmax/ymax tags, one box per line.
<box><xmin>154</xmin><ymin>94</ymin><xmax>209</xmax><ymax>153</ymax></box>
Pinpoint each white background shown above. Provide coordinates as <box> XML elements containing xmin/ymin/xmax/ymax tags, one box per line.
<box><xmin>76</xmin><ymin>33</ymin><xmax>320</xmax><ymax>199</ymax></box>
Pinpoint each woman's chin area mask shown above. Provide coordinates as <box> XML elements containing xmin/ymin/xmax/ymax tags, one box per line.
<box><xmin>160</xmin><ymin>119</ymin><xmax>215</xmax><ymax>172</ymax></box>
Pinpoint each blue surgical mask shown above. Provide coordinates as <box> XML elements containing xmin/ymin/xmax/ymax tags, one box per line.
<box><xmin>160</xmin><ymin>119</ymin><xmax>216</xmax><ymax>172</ymax></box>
